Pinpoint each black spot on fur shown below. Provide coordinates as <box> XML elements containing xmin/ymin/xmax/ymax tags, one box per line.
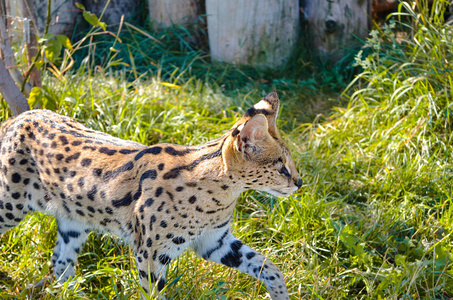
<box><xmin>99</xmin><ymin>147</ymin><xmax>117</xmax><ymax>155</ymax></box>
<box><xmin>155</xmin><ymin>187</ymin><xmax>163</xmax><ymax>197</ymax></box>
<box><xmin>158</xmin><ymin>279</ymin><xmax>165</xmax><ymax>291</ymax></box>
<box><xmin>87</xmin><ymin>185</ymin><xmax>97</xmax><ymax>201</ymax></box>
<box><xmin>220</xmin><ymin>240</ymin><xmax>243</xmax><ymax>268</ymax></box>
<box><xmin>119</xmin><ymin>149</ymin><xmax>139</xmax><ymax>154</ymax></box>
<box><xmin>158</xmin><ymin>254</ymin><xmax>171</xmax><ymax>265</ymax></box>
<box><xmin>81</xmin><ymin>158</ymin><xmax>92</xmax><ymax>167</ymax></box>
<box><xmin>11</xmin><ymin>173</ymin><xmax>21</xmax><ymax>183</ymax></box>
<box><xmin>145</xmin><ymin>198</ymin><xmax>154</xmax><ymax>207</ymax></box>
<box><xmin>65</xmin><ymin>152</ymin><xmax>81</xmax><ymax>163</ymax></box>
<box><xmin>172</xmin><ymin>237</ymin><xmax>185</xmax><ymax>245</ymax></box>
<box><xmin>59</xmin><ymin>135</ymin><xmax>69</xmax><ymax>145</ymax></box>
<box><xmin>58</xmin><ymin>230</ymin><xmax>80</xmax><ymax>244</ymax></box>
<box><xmin>93</xmin><ymin>168</ymin><xmax>102</xmax><ymax>177</ymax></box>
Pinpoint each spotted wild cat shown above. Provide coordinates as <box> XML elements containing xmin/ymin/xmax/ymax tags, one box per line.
<box><xmin>0</xmin><ymin>92</ymin><xmax>302</xmax><ymax>299</ymax></box>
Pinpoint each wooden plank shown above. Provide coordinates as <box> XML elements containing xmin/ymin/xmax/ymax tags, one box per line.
<box><xmin>206</xmin><ymin>0</ymin><xmax>299</xmax><ymax>68</ymax></box>
<box><xmin>304</xmin><ymin>0</ymin><xmax>372</xmax><ymax>61</ymax></box>
<box><xmin>148</xmin><ymin>0</ymin><xmax>200</xmax><ymax>27</ymax></box>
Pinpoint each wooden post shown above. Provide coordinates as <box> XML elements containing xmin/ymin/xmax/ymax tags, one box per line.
<box><xmin>27</xmin><ymin>0</ymin><xmax>81</xmax><ymax>36</ymax></box>
<box><xmin>148</xmin><ymin>0</ymin><xmax>200</xmax><ymax>27</ymax></box>
<box><xmin>304</xmin><ymin>0</ymin><xmax>372</xmax><ymax>61</ymax></box>
<box><xmin>206</xmin><ymin>0</ymin><xmax>299</xmax><ymax>68</ymax></box>
<box><xmin>0</xmin><ymin>59</ymin><xmax>30</xmax><ymax>115</ymax></box>
<box><xmin>84</xmin><ymin>0</ymin><xmax>141</xmax><ymax>27</ymax></box>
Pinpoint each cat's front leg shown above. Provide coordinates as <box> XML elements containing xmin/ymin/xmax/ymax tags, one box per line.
<box><xmin>192</xmin><ymin>227</ymin><xmax>289</xmax><ymax>300</ymax></box>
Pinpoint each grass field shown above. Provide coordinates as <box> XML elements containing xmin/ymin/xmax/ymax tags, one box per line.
<box><xmin>1</xmin><ymin>0</ymin><xmax>453</xmax><ymax>299</ymax></box>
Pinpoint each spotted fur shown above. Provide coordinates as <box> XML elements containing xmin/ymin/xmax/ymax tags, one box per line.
<box><xmin>0</xmin><ymin>92</ymin><xmax>302</xmax><ymax>299</ymax></box>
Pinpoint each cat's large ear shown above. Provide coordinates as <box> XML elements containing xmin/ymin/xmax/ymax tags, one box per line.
<box><xmin>243</xmin><ymin>92</ymin><xmax>280</xmax><ymax>136</ymax></box>
<box><xmin>236</xmin><ymin>114</ymin><xmax>269</xmax><ymax>158</ymax></box>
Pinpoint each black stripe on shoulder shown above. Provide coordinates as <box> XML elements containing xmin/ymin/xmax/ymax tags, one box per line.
<box><xmin>134</xmin><ymin>146</ymin><xmax>163</xmax><ymax>161</ymax></box>
<box><xmin>162</xmin><ymin>149</ymin><xmax>222</xmax><ymax>180</ymax></box>
<box><xmin>165</xmin><ymin>146</ymin><xmax>198</xmax><ymax>156</ymax></box>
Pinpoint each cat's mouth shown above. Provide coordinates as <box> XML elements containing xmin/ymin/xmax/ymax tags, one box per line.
<box><xmin>269</xmin><ymin>189</ymin><xmax>290</xmax><ymax>197</ymax></box>
<box><xmin>268</xmin><ymin>185</ymin><xmax>299</xmax><ymax>197</ymax></box>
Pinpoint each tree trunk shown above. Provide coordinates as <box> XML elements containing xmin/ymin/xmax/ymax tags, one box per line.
<box><xmin>0</xmin><ymin>58</ymin><xmax>30</xmax><ymax>115</ymax></box>
<box><xmin>148</xmin><ymin>0</ymin><xmax>200</xmax><ymax>28</ymax></box>
<box><xmin>83</xmin><ymin>0</ymin><xmax>141</xmax><ymax>27</ymax></box>
<box><xmin>304</xmin><ymin>0</ymin><xmax>371</xmax><ymax>62</ymax></box>
<box><xmin>0</xmin><ymin>1</ymin><xmax>32</xmax><ymax>96</ymax></box>
<box><xmin>25</xmin><ymin>0</ymin><xmax>82</xmax><ymax>36</ymax></box>
<box><xmin>23</xmin><ymin>0</ymin><xmax>42</xmax><ymax>88</ymax></box>
<box><xmin>206</xmin><ymin>0</ymin><xmax>299</xmax><ymax>68</ymax></box>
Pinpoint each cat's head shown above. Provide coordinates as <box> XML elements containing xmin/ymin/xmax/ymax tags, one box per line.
<box><xmin>225</xmin><ymin>92</ymin><xmax>302</xmax><ymax>196</ymax></box>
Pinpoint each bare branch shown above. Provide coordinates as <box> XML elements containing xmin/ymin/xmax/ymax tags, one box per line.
<box><xmin>0</xmin><ymin>1</ymin><xmax>32</xmax><ymax>97</ymax></box>
<box><xmin>0</xmin><ymin>57</ymin><xmax>30</xmax><ymax>115</ymax></box>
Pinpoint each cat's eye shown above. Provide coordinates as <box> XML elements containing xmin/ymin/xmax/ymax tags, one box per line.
<box><xmin>279</xmin><ymin>166</ymin><xmax>290</xmax><ymax>177</ymax></box>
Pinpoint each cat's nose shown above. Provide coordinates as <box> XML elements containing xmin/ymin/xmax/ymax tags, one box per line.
<box><xmin>295</xmin><ymin>178</ymin><xmax>303</xmax><ymax>188</ymax></box>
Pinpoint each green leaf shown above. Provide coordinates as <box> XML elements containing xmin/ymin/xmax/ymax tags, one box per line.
<box><xmin>38</xmin><ymin>33</ymin><xmax>54</xmax><ymax>44</ymax></box>
<box><xmin>83</xmin><ymin>11</ymin><xmax>107</xmax><ymax>30</ymax></box>
<box><xmin>83</xmin><ymin>11</ymin><xmax>99</xmax><ymax>27</ymax></box>
<box><xmin>395</xmin><ymin>254</ymin><xmax>406</xmax><ymax>267</ymax></box>
<box><xmin>56</xmin><ymin>34</ymin><xmax>73</xmax><ymax>50</ymax></box>
<box><xmin>34</xmin><ymin>59</ymin><xmax>44</xmax><ymax>69</ymax></box>
<box><xmin>28</xmin><ymin>86</ymin><xmax>42</xmax><ymax>108</ymax></box>
<box><xmin>75</xmin><ymin>2</ymin><xmax>85</xmax><ymax>10</ymax></box>
<box><xmin>45</xmin><ymin>39</ymin><xmax>62</xmax><ymax>63</ymax></box>
<box><xmin>98</xmin><ymin>21</ymin><xmax>107</xmax><ymax>31</ymax></box>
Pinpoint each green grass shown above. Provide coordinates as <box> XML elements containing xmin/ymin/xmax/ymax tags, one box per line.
<box><xmin>2</xmin><ymin>0</ymin><xmax>453</xmax><ymax>298</ymax></box>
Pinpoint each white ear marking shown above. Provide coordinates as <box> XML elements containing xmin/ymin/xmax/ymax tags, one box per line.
<box><xmin>253</xmin><ymin>101</ymin><xmax>272</xmax><ymax>110</ymax></box>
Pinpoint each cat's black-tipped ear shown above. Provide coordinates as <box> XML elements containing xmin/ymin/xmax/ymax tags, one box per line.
<box><xmin>243</xmin><ymin>92</ymin><xmax>280</xmax><ymax>135</ymax></box>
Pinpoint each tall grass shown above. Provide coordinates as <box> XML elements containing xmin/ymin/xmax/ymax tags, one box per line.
<box><xmin>295</xmin><ymin>0</ymin><xmax>453</xmax><ymax>298</ymax></box>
